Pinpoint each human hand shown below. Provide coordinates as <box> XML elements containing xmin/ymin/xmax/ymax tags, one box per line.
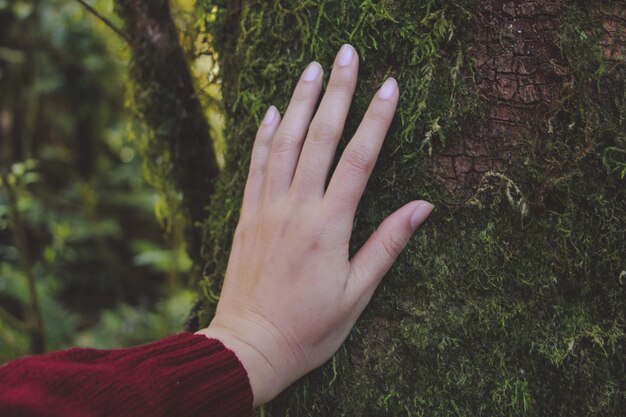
<box><xmin>196</xmin><ymin>44</ymin><xmax>433</xmax><ymax>406</ymax></box>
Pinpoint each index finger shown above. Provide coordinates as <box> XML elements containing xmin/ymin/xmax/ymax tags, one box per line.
<box><xmin>323</xmin><ymin>78</ymin><xmax>399</xmax><ymax>232</ymax></box>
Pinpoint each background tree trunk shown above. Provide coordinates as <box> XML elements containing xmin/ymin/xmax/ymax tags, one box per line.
<box><xmin>192</xmin><ymin>0</ymin><xmax>625</xmax><ymax>415</ymax></box>
<box><xmin>115</xmin><ymin>0</ymin><xmax>219</xmax><ymax>261</ymax></box>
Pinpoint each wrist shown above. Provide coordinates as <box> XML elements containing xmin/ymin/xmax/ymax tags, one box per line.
<box><xmin>196</xmin><ymin>324</ymin><xmax>281</xmax><ymax>407</ymax></box>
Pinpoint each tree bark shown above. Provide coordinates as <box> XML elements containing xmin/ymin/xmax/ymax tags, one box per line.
<box><xmin>193</xmin><ymin>0</ymin><xmax>625</xmax><ymax>415</ymax></box>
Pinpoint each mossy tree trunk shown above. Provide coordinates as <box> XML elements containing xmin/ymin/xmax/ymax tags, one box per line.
<box><xmin>190</xmin><ymin>0</ymin><xmax>625</xmax><ymax>415</ymax></box>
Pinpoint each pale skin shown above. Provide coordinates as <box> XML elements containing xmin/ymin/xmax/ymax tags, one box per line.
<box><xmin>196</xmin><ymin>44</ymin><xmax>434</xmax><ymax>407</ymax></box>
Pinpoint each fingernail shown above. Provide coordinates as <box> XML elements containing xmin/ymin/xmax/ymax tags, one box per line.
<box><xmin>336</xmin><ymin>44</ymin><xmax>355</xmax><ymax>66</ymax></box>
<box><xmin>410</xmin><ymin>202</ymin><xmax>434</xmax><ymax>229</ymax></box>
<box><xmin>302</xmin><ymin>61</ymin><xmax>322</xmax><ymax>81</ymax></box>
<box><xmin>262</xmin><ymin>105</ymin><xmax>277</xmax><ymax>125</ymax></box>
<box><xmin>378</xmin><ymin>78</ymin><xmax>397</xmax><ymax>99</ymax></box>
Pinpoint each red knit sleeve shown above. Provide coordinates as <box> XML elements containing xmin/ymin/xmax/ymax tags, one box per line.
<box><xmin>0</xmin><ymin>333</ymin><xmax>253</xmax><ymax>417</ymax></box>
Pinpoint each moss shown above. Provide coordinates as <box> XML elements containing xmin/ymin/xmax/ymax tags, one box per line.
<box><xmin>195</xmin><ymin>0</ymin><xmax>625</xmax><ymax>415</ymax></box>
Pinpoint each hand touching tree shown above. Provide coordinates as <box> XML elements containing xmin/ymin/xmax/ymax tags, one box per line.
<box><xmin>197</xmin><ymin>44</ymin><xmax>433</xmax><ymax>406</ymax></box>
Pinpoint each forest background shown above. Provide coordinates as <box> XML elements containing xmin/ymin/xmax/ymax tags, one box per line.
<box><xmin>0</xmin><ymin>0</ymin><xmax>207</xmax><ymax>358</ymax></box>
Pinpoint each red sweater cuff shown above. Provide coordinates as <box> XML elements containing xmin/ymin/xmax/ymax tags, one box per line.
<box><xmin>0</xmin><ymin>333</ymin><xmax>253</xmax><ymax>417</ymax></box>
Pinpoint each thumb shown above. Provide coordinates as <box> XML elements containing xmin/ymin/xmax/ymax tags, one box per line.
<box><xmin>347</xmin><ymin>200</ymin><xmax>433</xmax><ymax>305</ymax></box>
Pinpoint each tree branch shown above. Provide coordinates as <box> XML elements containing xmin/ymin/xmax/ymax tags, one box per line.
<box><xmin>74</xmin><ymin>0</ymin><xmax>130</xmax><ymax>43</ymax></box>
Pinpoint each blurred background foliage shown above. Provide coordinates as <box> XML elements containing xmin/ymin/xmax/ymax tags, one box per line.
<box><xmin>0</xmin><ymin>0</ymin><xmax>216</xmax><ymax>360</ymax></box>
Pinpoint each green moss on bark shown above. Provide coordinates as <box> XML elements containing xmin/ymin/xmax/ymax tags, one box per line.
<box><xmin>194</xmin><ymin>0</ymin><xmax>625</xmax><ymax>415</ymax></box>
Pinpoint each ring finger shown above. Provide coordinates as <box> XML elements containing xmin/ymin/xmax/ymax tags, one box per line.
<box><xmin>263</xmin><ymin>62</ymin><xmax>323</xmax><ymax>202</ymax></box>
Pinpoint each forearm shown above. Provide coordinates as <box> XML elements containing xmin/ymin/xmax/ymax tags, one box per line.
<box><xmin>0</xmin><ymin>333</ymin><xmax>252</xmax><ymax>417</ymax></box>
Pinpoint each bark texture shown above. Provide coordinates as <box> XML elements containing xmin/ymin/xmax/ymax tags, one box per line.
<box><xmin>437</xmin><ymin>0</ymin><xmax>566</xmax><ymax>192</ymax></box>
<box><xmin>194</xmin><ymin>0</ymin><xmax>625</xmax><ymax>415</ymax></box>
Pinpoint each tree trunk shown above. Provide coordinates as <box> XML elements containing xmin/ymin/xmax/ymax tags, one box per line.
<box><xmin>194</xmin><ymin>0</ymin><xmax>625</xmax><ymax>415</ymax></box>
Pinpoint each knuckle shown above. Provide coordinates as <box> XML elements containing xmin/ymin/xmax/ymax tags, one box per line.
<box><xmin>292</xmin><ymin>85</ymin><xmax>315</xmax><ymax>103</ymax></box>
<box><xmin>308</xmin><ymin>233</ymin><xmax>323</xmax><ymax>251</ymax></box>
<box><xmin>308</xmin><ymin>120</ymin><xmax>338</xmax><ymax>144</ymax></box>
<box><xmin>343</xmin><ymin>144</ymin><xmax>374</xmax><ymax>174</ymax></box>
<box><xmin>367</xmin><ymin>108</ymin><xmax>391</xmax><ymax>125</ymax></box>
<box><xmin>327</xmin><ymin>76</ymin><xmax>354</xmax><ymax>94</ymax></box>
<box><xmin>311</xmin><ymin>220</ymin><xmax>331</xmax><ymax>242</ymax></box>
<box><xmin>273</xmin><ymin>132</ymin><xmax>300</xmax><ymax>154</ymax></box>
<box><xmin>254</xmin><ymin>131</ymin><xmax>273</xmax><ymax>148</ymax></box>
<box><xmin>316</xmin><ymin>218</ymin><xmax>338</xmax><ymax>243</ymax></box>
<box><xmin>381</xmin><ymin>234</ymin><xmax>404</xmax><ymax>260</ymax></box>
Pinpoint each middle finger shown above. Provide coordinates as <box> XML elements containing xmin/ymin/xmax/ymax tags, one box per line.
<box><xmin>291</xmin><ymin>44</ymin><xmax>359</xmax><ymax>198</ymax></box>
